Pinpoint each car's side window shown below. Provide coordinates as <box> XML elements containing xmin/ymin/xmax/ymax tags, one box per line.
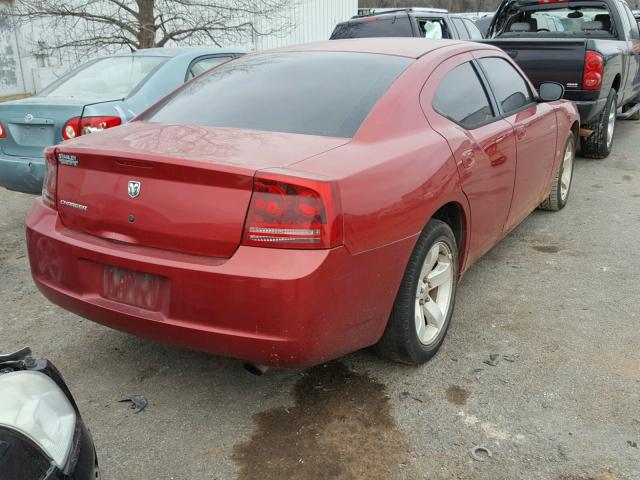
<box><xmin>463</xmin><ymin>19</ymin><xmax>484</xmax><ymax>39</ymax></box>
<box><xmin>433</xmin><ymin>61</ymin><xmax>495</xmax><ymax>129</ymax></box>
<box><xmin>417</xmin><ymin>17</ymin><xmax>452</xmax><ymax>39</ymax></box>
<box><xmin>451</xmin><ymin>18</ymin><xmax>471</xmax><ymax>39</ymax></box>
<box><xmin>186</xmin><ymin>56</ymin><xmax>231</xmax><ymax>81</ymax></box>
<box><xmin>478</xmin><ymin>57</ymin><xmax>534</xmax><ymax>115</ymax></box>
<box><xmin>623</xmin><ymin>4</ymin><xmax>640</xmax><ymax>39</ymax></box>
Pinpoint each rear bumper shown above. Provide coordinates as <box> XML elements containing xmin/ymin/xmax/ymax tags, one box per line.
<box><xmin>0</xmin><ymin>153</ymin><xmax>44</xmax><ymax>194</ymax></box>
<box><xmin>26</xmin><ymin>200</ymin><xmax>413</xmax><ymax>368</ymax></box>
<box><xmin>573</xmin><ymin>96</ymin><xmax>608</xmax><ymax>125</ymax></box>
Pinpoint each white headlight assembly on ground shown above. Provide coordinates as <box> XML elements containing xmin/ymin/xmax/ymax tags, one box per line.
<box><xmin>0</xmin><ymin>370</ymin><xmax>77</xmax><ymax>468</ymax></box>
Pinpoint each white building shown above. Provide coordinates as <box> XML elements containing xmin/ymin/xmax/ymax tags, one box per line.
<box><xmin>253</xmin><ymin>0</ymin><xmax>357</xmax><ymax>50</ymax></box>
<box><xmin>0</xmin><ymin>4</ymin><xmax>29</xmax><ymax>97</ymax></box>
<box><xmin>0</xmin><ymin>0</ymin><xmax>357</xmax><ymax>98</ymax></box>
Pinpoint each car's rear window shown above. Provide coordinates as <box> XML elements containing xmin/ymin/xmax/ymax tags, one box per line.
<box><xmin>41</xmin><ymin>56</ymin><xmax>167</xmax><ymax>99</ymax></box>
<box><xmin>330</xmin><ymin>15</ymin><xmax>415</xmax><ymax>38</ymax></box>
<box><xmin>497</xmin><ymin>4</ymin><xmax>615</xmax><ymax>37</ymax></box>
<box><xmin>139</xmin><ymin>52</ymin><xmax>412</xmax><ymax>138</ymax></box>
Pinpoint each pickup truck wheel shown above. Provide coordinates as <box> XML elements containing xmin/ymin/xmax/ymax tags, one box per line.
<box><xmin>581</xmin><ymin>90</ymin><xmax>617</xmax><ymax>159</ymax></box>
<box><xmin>374</xmin><ymin>219</ymin><xmax>458</xmax><ymax>365</ymax></box>
<box><xmin>539</xmin><ymin>132</ymin><xmax>575</xmax><ymax>211</ymax></box>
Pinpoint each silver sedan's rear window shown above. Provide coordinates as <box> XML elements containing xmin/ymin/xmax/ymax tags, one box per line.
<box><xmin>139</xmin><ymin>52</ymin><xmax>412</xmax><ymax>138</ymax></box>
<box><xmin>41</xmin><ymin>56</ymin><xmax>167</xmax><ymax>99</ymax></box>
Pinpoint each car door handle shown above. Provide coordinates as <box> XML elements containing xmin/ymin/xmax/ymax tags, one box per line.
<box><xmin>516</xmin><ymin>125</ymin><xmax>527</xmax><ymax>140</ymax></box>
<box><xmin>461</xmin><ymin>149</ymin><xmax>475</xmax><ymax>169</ymax></box>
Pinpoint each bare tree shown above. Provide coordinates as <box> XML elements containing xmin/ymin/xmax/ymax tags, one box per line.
<box><xmin>8</xmin><ymin>0</ymin><xmax>296</xmax><ymax>53</ymax></box>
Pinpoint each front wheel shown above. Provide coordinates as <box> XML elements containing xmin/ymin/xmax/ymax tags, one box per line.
<box><xmin>581</xmin><ymin>89</ymin><xmax>617</xmax><ymax>159</ymax></box>
<box><xmin>539</xmin><ymin>132</ymin><xmax>575</xmax><ymax>211</ymax></box>
<box><xmin>375</xmin><ymin>219</ymin><xmax>458</xmax><ymax>365</ymax></box>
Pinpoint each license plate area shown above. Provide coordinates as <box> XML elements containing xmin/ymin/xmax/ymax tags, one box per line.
<box><xmin>102</xmin><ymin>266</ymin><xmax>168</xmax><ymax>311</ymax></box>
<box><xmin>9</xmin><ymin>123</ymin><xmax>55</xmax><ymax>147</ymax></box>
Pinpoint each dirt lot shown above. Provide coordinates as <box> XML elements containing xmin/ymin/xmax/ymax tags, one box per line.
<box><xmin>1</xmin><ymin>122</ymin><xmax>639</xmax><ymax>480</ymax></box>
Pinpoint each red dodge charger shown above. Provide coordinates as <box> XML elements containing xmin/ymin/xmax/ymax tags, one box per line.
<box><xmin>26</xmin><ymin>39</ymin><xmax>579</xmax><ymax>368</ymax></box>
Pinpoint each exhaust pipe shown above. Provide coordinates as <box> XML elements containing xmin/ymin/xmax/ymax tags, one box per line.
<box><xmin>243</xmin><ymin>362</ymin><xmax>269</xmax><ymax>376</ymax></box>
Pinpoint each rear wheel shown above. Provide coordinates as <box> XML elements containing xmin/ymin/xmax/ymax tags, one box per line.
<box><xmin>375</xmin><ymin>219</ymin><xmax>458</xmax><ymax>365</ymax></box>
<box><xmin>581</xmin><ymin>89</ymin><xmax>616</xmax><ymax>159</ymax></box>
<box><xmin>539</xmin><ymin>132</ymin><xmax>575</xmax><ymax>211</ymax></box>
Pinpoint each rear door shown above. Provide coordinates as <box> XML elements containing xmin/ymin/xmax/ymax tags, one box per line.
<box><xmin>475</xmin><ymin>54</ymin><xmax>558</xmax><ymax>233</ymax></box>
<box><xmin>421</xmin><ymin>53</ymin><xmax>518</xmax><ymax>265</ymax></box>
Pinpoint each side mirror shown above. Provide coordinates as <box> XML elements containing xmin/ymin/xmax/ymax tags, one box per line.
<box><xmin>538</xmin><ymin>82</ymin><xmax>564</xmax><ymax>102</ymax></box>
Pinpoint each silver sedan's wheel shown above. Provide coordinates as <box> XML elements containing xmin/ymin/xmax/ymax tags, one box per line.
<box><xmin>414</xmin><ymin>242</ymin><xmax>454</xmax><ymax>346</ymax></box>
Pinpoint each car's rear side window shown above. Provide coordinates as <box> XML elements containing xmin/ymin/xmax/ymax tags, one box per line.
<box><xmin>186</xmin><ymin>56</ymin><xmax>232</xmax><ymax>81</ymax></box>
<box><xmin>139</xmin><ymin>52</ymin><xmax>412</xmax><ymax>138</ymax></box>
<box><xmin>417</xmin><ymin>17</ymin><xmax>453</xmax><ymax>39</ymax></box>
<box><xmin>433</xmin><ymin>62</ymin><xmax>495</xmax><ymax>129</ymax></box>
<box><xmin>452</xmin><ymin>18</ymin><xmax>471</xmax><ymax>39</ymax></box>
<box><xmin>478</xmin><ymin>57</ymin><xmax>533</xmax><ymax>115</ymax></box>
<box><xmin>330</xmin><ymin>15</ymin><xmax>414</xmax><ymax>39</ymax></box>
<box><xmin>463</xmin><ymin>19</ymin><xmax>484</xmax><ymax>39</ymax></box>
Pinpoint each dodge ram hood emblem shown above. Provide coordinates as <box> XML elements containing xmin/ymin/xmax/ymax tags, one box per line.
<box><xmin>128</xmin><ymin>180</ymin><xmax>141</xmax><ymax>198</ymax></box>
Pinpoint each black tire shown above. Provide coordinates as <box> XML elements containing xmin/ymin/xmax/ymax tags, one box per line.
<box><xmin>375</xmin><ymin>219</ymin><xmax>458</xmax><ymax>365</ymax></box>
<box><xmin>580</xmin><ymin>89</ymin><xmax>617</xmax><ymax>159</ymax></box>
<box><xmin>539</xmin><ymin>132</ymin><xmax>575</xmax><ymax>211</ymax></box>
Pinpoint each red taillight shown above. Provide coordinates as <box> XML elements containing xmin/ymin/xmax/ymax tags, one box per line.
<box><xmin>42</xmin><ymin>148</ymin><xmax>58</xmax><ymax>209</ymax></box>
<box><xmin>62</xmin><ymin>116</ymin><xmax>121</xmax><ymax>140</ymax></box>
<box><xmin>242</xmin><ymin>173</ymin><xmax>342</xmax><ymax>249</ymax></box>
<box><xmin>359</xmin><ymin>17</ymin><xmax>381</xmax><ymax>24</ymax></box>
<box><xmin>0</xmin><ymin>121</ymin><xmax>6</xmax><ymax>139</ymax></box>
<box><xmin>583</xmin><ymin>51</ymin><xmax>604</xmax><ymax>90</ymax></box>
<box><xmin>62</xmin><ymin>117</ymin><xmax>80</xmax><ymax>140</ymax></box>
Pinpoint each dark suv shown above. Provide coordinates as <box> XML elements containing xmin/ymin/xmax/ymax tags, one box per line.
<box><xmin>331</xmin><ymin>8</ymin><xmax>484</xmax><ymax>41</ymax></box>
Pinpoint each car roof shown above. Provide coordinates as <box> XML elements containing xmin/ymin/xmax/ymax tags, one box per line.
<box><xmin>111</xmin><ymin>47</ymin><xmax>245</xmax><ymax>58</ymax></box>
<box><xmin>270</xmin><ymin>38</ymin><xmax>497</xmax><ymax>59</ymax></box>
<box><xmin>357</xmin><ymin>7</ymin><xmax>449</xmax><ymax>17</ymax></box>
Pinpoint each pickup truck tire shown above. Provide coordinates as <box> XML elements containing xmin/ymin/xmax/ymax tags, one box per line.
<box><xmin>375</xmin><ymin>219</ymin><xmax>458</xmax><ymax>365</ymax></box>
<box><xmin>581</xmin><ymin>90</ymin><xmax>617</xmax><ymax>159</ymax></box>
<box><xmin>539</xmin><ymin>132</ymin><xmax>575</xmax><ymax>211</ymax></box>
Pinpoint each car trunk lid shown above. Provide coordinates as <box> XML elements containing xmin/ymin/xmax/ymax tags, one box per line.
<box><xmin>54</xmin><ymin>121</ymin><xmax>349</xmax><ymax>258</ymax></box>
<box><xmin>0</xmin><ymin>96</ymin><xmax>121</xmax><ymax>158</ymax></box>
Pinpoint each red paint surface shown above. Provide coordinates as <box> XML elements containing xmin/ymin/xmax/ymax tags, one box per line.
<box><xmin>25</xmin><ymin>40</ymin><xmax>579</xmax><ymax>367</ymax></box>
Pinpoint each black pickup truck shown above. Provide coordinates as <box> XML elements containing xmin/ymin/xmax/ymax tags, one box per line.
<box><xmin>485</xmin><ymin>0</ymin><xmax>640</xmax><ymax>158</ymax></box>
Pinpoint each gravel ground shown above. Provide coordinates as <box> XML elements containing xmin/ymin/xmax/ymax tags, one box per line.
<box><xmin>1</xmin><ymin>121</ymin><xmax>638</xmax><ymax>480</ymax></box>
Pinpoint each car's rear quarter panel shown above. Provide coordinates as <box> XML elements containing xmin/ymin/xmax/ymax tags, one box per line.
<box><xmin>293</xmin><ymin>48</ymin><xmax>469</xmax><ymax>272</ymax></box>
<box><xmin>291</xmin><ymin>47</ymin><xmax>470</xmax><ymax>257</ymax></box>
